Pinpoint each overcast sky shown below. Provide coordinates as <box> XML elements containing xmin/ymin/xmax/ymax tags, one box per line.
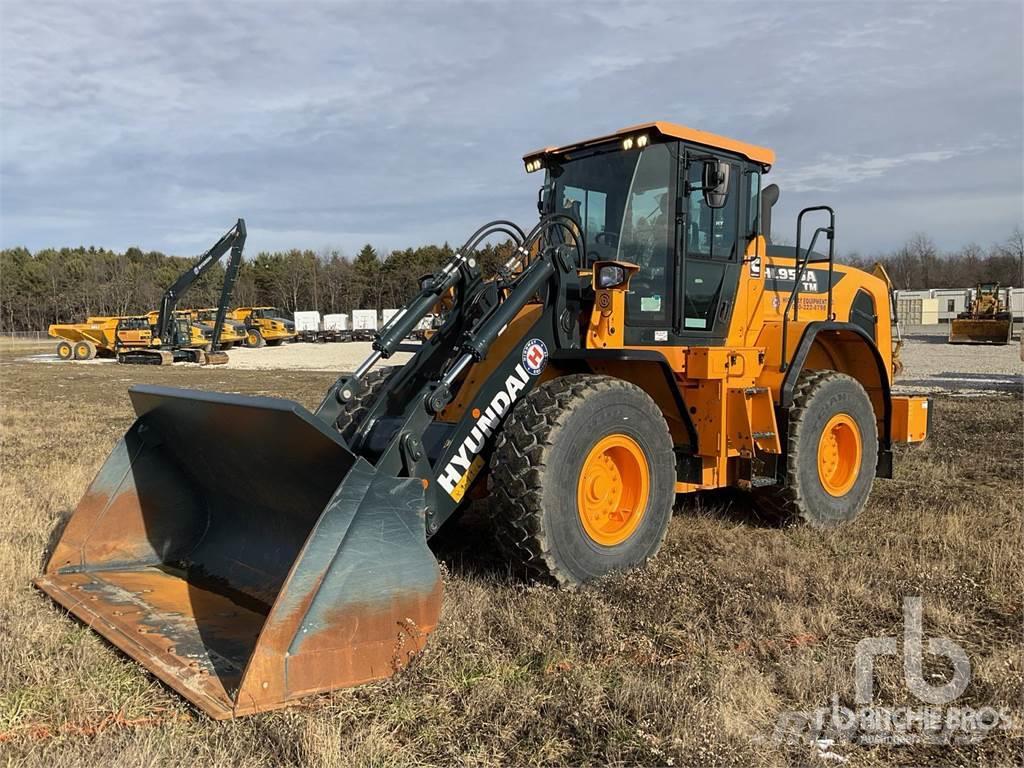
<box><xmin>1</xmin><ymin>1</ymin><xmax>1021</xmax><ymax>259</ymax></box>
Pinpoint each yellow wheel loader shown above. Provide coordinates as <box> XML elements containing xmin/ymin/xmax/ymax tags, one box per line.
<box><xmin>948</xmin><ymin>282</ymin><xmax>1013</xmax><ymax>344</ymax></box>
<box><xmin>38</xmin><ymin>122</ymin><xmax>931</xmax><ymax>719</ymax></box>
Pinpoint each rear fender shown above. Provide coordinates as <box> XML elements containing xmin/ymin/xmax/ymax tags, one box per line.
<box><xmin>782</xmin><ymin>322</ymin><xmax>893</xmax><ymax>477</ymax></box>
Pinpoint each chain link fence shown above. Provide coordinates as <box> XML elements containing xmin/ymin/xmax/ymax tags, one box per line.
<box><xmin>0</xmin><ymin>331</ymin><xmax>51</xmax><ymax>353</ymax></box>
<box><xmin>1</xmin><ymin>331</ymin><xmax>49</xmax><ymax>341</ymax></box>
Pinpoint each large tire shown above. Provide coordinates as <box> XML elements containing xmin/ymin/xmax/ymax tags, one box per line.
<box><xmin>244</xmin><ymin>329</ymin><xmax>265</xmax><ymax>348</ymax></box>
<box><xmin>73</xmin><ymin>340</ymin><xmax>96</xmax><ymax>360</ymax></box>
<box><xmin>488</xmin><ymin>374</ymin><xmax>676</xmax><ymax>587</ymax></box>
<box><xmin>265</xmin><ymin>338</ymin><xmax>283</xmax><ymax>347</ymax></box>
<box><xmin>754</xmin><ymin>370</ymin><xmax>878</xmax><ymax>526</ymax></box>
<box><xmin>55</xmin><ymin>340</ymin><xmax>74</xmax><ymax>361</ymax></box>
<box><xmin>333</xmin><ymin>367</ymin><xmax>394</xmax><ymax>443</ymax></box>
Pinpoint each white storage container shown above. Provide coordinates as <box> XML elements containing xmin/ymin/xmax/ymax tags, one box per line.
<box><xmin>323</xmin><ymin>313</ymin><xmax>350</xmax><ymax>331</ymax></box>
<box><xmin>293</xmin><ymin>311</ymin><xmax>322</xmax><ymax>333</ymax></box>
<box><xmin>351</xmin><ymin>309</ymin><xmax>378</xmax><ymax>331</ymax></box>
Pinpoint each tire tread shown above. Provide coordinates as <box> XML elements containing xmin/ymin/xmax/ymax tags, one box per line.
<box><xmin>755</xmin><ymin>369</ymin><xmax>875</xmax><ymax>525</ymax></box>
<box><xmin>488</xmin><ymin>373</ymin><xmax>673</xmax><ymax>586</ymax></box>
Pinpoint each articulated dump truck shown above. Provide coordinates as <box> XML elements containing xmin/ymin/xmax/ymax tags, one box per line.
<box><xmin>37</xmin><ymin>121</ymin><xmax>931</xmax><ymax>719</ymax></box>
<box><xmin>48</xmin><ymin>315</ymin><xmax>156</xmax><ymax>360</ymax></box>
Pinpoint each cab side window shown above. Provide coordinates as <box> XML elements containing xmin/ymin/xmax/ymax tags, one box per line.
<box><xmin>685</xmin><ymin>161</ymin><xmax>738</xmax><ymax>260</ymax></box>
<box><xmin>682</xmin><ymin>158</ymin><xmax>739</xmax><ymax>331</ymax></box>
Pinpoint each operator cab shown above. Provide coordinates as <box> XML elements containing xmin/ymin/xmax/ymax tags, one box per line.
<box><xmin>252</xmin><ymin>307</ymin><xmax>293</xmax><ymax>321</ymax></box>
<box><xmin>524</xmin><ymin>121</ymin><xmax>774</xmax><ymax>346</ymax></box>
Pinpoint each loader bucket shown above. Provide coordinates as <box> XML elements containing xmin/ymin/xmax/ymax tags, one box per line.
<box><xmin>948</xmin><ymin>318</ymin><xmax>1012</xmax><ymax>344</ymax></box>
<box><xmin>36</xmin><ymin>385</ymin><xmax>442</xmax><ymax>719</ymax></box>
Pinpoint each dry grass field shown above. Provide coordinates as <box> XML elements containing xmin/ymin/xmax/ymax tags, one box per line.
<box><xmin>1</xmin><ymin>348</ymin><xmax>1021</xmax><ymax>766</ymax></box>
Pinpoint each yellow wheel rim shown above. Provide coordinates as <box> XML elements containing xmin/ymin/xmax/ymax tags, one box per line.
<box><xmin>577</xmin><ymin>434</ymin><xmax>649</xmax><ymax>547</ymax></box>
<box><xmin>248</xmin><ymin>332</ymin><xmax>258</xmax><ymax>345</ymax></box>
<box><xmin>58</xmin><ymin>343</ymin><xmax>72</xmax><ymax>359</ymax></box>
<box><xmin>817</xmin><ymin>413</ymin><xmax>862</xmax><ymax>497</ymax></box>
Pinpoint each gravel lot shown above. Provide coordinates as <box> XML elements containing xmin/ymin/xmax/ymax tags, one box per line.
<box><xmin>17</xmin><ymin>326</ymin><xmax>1022</xmax><ymax>395</ymax></box>
<box><xmin>894</xmin><ymin>325</ymin><xmax>1022</xmax><ymax>395</ymax></box>
<box><xmin>223</xmin><ymin>341</ymin><xmax>414</xmax><ymax>371</ymax></box>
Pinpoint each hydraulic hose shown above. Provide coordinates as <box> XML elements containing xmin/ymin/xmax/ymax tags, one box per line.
<box><xmin>374</xmin><ymin>222</ymin><xmax>524</xmax><ymax>357</ymax></box>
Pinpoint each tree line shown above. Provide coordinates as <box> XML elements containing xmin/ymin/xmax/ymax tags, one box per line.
<box><xmin>0</xmin><ymin>241</ymin><xmax>514</xmax><ymax>332</ymax></box>
<box><xmin>0</xmin><ymin>230</ymin><xmax>1020</xmax><ymax>332</ymax></box>
<box><xmin>842</xmin><ymin>230</ymin><xmax>1022</xmax><ymax>291</ymax></box>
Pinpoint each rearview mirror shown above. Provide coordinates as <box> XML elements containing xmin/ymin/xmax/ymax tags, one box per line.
<box><xmin>537</xmin><ymin>185</ymin><xmax>553</xmax><ymax>215</ymax></box>
<box><xmin>702</xmin><ymin>160</ymin><xmax>730</xmax><ymax>209</ymax></box>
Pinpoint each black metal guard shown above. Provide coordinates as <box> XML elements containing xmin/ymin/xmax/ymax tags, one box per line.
<box><xmin>779</xmin><ymin>206</ymin><xmax>835</xmax><ymax>372</ymax></box>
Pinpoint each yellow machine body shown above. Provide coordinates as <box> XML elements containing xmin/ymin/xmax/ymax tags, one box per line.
<box><xmin>48</xmin><ymin>315</ymin><xmax>157</xmax><ymax>360</ymax></box>
<box><xmin>229</xmin><ymin>307</ymin><xmax>297</xmax><ymax>346</ymax></box>
<box><xmin>948</xmin><ymin>283</ymin><xmax>1013</xmax><ymax>344</ymax></box>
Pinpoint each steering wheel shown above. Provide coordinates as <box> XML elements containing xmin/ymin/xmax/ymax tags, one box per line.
<box><xmin>594</xmin><ymin>231</ymin><xmax>619</xmax><ymax>247</ymax></box>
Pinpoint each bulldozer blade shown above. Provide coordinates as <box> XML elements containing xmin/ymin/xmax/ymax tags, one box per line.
<box><xmin>36</xmin><ymin>385</ymin><xmax>442</xmax><ymax>719</ymax></box>
<box><xmin>948</xmin><ymin>319</ymin><xmax>1012</xmax><ymax>344</ymax></box>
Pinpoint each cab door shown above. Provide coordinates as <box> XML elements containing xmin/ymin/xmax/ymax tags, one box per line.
<box><xmin>675</xmin><ymin>150</ymin><xmax>742</xmax><ymax>342</ymax></box>
<box><xmin>617</xmin><ymin>142</ymin><xmax>677</xmax><ymax>344</ymax></box>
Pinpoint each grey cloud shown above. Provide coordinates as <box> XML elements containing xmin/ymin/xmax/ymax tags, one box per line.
<box><xmin>1</xmin><ymin>0</ymin><xmax>1020</xmax><ymax>257</ymax></box>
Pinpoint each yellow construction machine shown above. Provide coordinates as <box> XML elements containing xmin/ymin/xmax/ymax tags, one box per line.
<box><xmin>143</xmin><ymin>309</ymin><xmax>216</xmax><ymax>352</ymax></box>
<box><xmin>948</xmin><ymin>283</ymin><xmax>1013</xmax><ymax>344</ymax></box>
<box><xmin>38</xmin><ymin>122</ymin><xmax>930</xmax><ymax>719</ymax></box>
<box><xmin>48</xmin><ymin>315</ymin><xmax>157</xmax><ymax>360</ymax></box>
<box><xmin>229</xmin><ymin>306</ymin><xmax>297</xmax><ymax>347</ymax></box>
<box><xmin>127</xmin><ymin>220</ymin><xmax>247</xmax><ymax>365</ymax></box>
<box><xmin>47</xmin><ymin>221</ymin><xmax>247</xmax><ymax>364</ymax></box>
<box><xmin>190</xmin><ymin>307</ymin><xmax>248</xmax><ymax>348</ymax></box>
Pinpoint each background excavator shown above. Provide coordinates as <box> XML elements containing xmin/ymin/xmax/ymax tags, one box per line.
<box><xmin>38</xmin><ymin>122</ymin><xmax>930</xmax><ymax>719</ymax></box>
<box><xmin>120</xmin><ymin>219</ymin><xmax>247</xmax><ymax>364</ymax></box>
<box><xmin>48</xmin><ymin>220</ymin><xmax>247</xmax><ymax>364</ymax></box>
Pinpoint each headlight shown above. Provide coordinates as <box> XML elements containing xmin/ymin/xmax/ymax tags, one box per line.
<box><xmin>597</xmin><ymin>265</ymin><xmax>627</xmax><ymax>289</ymax></box>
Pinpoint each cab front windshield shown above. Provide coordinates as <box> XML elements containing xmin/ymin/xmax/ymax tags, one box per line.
<box><xmin>254</xmin><ymin>308</ymin><xmax>291</xmax><ymax>320</ymax></box>
<box><xmin>548</xmin><ymin>142</ymin><xmax>674</xmax><ymax>324</ymax></box>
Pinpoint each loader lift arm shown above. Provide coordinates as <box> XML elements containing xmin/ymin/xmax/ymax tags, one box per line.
<box><xmin>315</xmin><ymin>213</ymin><xmax>586</xmax><ymax>534</ymax></box>
<box><xmin>153</xmin><ymin>219</ymin><xmax>247</xmax><ymax>350</ymax></box>
<box><xmin>317</xmin><ymin>213</ymin><xmax>583</xmax><ymax>423</ymax></box>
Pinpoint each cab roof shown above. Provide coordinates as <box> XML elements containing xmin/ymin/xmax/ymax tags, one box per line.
<box><xmin>524</xmin><ymin>121</ymin><xmax>775</xmax><ymax>168</ymax></box>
